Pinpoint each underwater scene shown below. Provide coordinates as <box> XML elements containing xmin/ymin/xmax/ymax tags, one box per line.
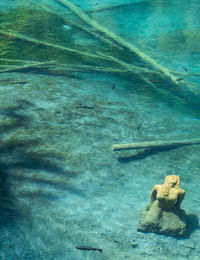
<box><xmin>0</xmin><ymin>0</ymin><xmax>200</xmax><ymax>259</ymax></box>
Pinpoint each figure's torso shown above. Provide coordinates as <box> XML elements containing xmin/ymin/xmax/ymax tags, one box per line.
<box><xmin>156</xmin><ymin>187</ymin><xmax>179</xmax><ymax>209</ymax></box>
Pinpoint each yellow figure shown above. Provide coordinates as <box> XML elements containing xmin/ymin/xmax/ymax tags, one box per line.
<box><xmin>150</xmin><ymin>175</ymin><xmax>185</xmax><ymax>208</ymax></box>
<box><xmin>145</xmin><ymin>175</ymin><xmax>185</xmax><ymax>224</ymax></box>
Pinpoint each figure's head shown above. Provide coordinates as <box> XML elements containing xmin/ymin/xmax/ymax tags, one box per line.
<box><xmin>164</xmin><ymin>175</ymin><xmax>180</xmax><ymax>188</ymax></box>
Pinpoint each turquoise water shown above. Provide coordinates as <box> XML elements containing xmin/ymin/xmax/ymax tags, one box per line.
<box><xmin>0</xmin><ymin>0</ymin><xmax>200</xmax><ymax>259</ymax></box>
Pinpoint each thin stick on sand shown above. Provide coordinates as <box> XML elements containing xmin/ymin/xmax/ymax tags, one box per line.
<box><xmin>111</xmin><ymin>138</ymin><xmax>200</xmax><ymax>151</ymax></box>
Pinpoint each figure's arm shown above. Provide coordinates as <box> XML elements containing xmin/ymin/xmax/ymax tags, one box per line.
<box><xmin>146</xmin><ymin>185</ymin><xmax>158</xmax><ymax>210</ymax></box>
<box><xmin>175</xmin><ymin>189</ymin><xmax>185</xmax><ymax>208</ymax></box>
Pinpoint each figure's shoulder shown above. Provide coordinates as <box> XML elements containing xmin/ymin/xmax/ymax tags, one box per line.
<box><xmin>152</xmin><ymin>184</ymin><xmax>162</xmax><ymax>190</ymax></box>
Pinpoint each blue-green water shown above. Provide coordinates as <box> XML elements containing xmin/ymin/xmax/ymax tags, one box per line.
<box><xmin>0</xmin><ymin>0</ymin><xmax>200</xmax><ymax>259</ymax></box>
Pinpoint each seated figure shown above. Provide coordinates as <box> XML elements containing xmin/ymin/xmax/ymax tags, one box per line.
<box><xmin>138</xmin><ymin>175</ymin><xmax>188</xmax><ymax>237</ymax></box>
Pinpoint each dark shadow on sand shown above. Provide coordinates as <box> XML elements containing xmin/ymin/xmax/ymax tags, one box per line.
<box><xmin>117</xmin><ymin>146</ymin><xmax>184</xmax><ymax>163</ymax></box>
<box><xmin>0</xmin><ymin>100</ymin><xmax>85</xmax><ymax>221</ymax></box>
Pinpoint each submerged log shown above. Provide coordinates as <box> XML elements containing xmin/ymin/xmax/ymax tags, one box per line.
<box><xmin>111</xmin><ymin>138</ymin><xmax>200</xmax><ymax>151</ymax></box>
<box><xmin>0</xmin><ymin>61</ymin><xmax>55</xmax><ymax>73</ymax></box>
<box><xmin>55</xmin><ymin>0</ymin><xmax>200</xmax><ymax>100</ymax></box>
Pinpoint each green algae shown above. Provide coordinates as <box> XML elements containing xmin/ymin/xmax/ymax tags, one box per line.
<box><xmin>0</xmin><ymin>7</ymin><xmax>200</xmax><ymax>117</ymax></box>
<box><xmin>0</xmin><ymin>7</ymin><xmax>118</xmax><ymax>68</ymax></box>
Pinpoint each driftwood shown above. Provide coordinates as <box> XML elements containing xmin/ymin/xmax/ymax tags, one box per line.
<box><xmin>0</xmin><ymin>60</ymin><xmax>55</xmax><ymax>73</ymax></box>
<box><xmin>111</xmin><ymin>138</ymin><xmax>200</xmax><ymax>151</ymax></box>
<box><xmin>0</xmin><ymin>30</ymin><xmax>108</xmax><ymax>62</ymax></box>
<box><xmin>66</xmin><ymin>19</ymin><xmax>123</xmax><ymax>51</ymax></box>
<box><xmin>0</xmin><ymin>59</ymin><xmax>197</xmax><ymax>79</ymax></box>
<box><xmin>55</xmin><ymin>0</ymin><xmax>200</xmax><ymax>98</ymax></box>
<box><xmin>49</xmin><ymin>63</ymin><xmax>161</xmax><ymax>74</ymax></box>
<box><xmin>0</xmin><ymin>58</ymin><xmax>36</xmax><ymax>63</ymax></box>
<box><xmin>40</xmin><ymin>64</ymin><xmax>129</xmax><ymax>74</ymax></box>
<box><xmin>1</xmin><ymin>2</ymin><xmax>199</xmax><ymax>95</ymax></box>
<box><xmin>38</xmin><ymin>0</ymin><xmax>123</xmax><ymax>50</ymax></box>
<box><xmin>96</xmin><ymin>51</ymin><xmax>161</xmax><ymax>86</ymax></box>
<box><xmin>0</xmin><ymin>61</ymin><xmax>162</xmax><ymax>75</ymax></box>
<box><xmin>55</xmin><ymin>0</ymin><xmax>178</xmax><ymax>84</ymax></box>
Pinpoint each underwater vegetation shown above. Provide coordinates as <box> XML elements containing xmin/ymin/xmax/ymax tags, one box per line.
<box><xmin>0</xmin><ymin>36</ymin><xmax>13</xmax><ymax>58</ymax></box>
<box><xmin>0</xmin><ymin>10</ymin><xmax>14</xmax><ymax>58</ymax></box>
<box><xmin>0</xmin><ymin>7</ymin><xmax>124</xmax><ymax>67</ymax></box>
<box><xmin>0</xmin><ymin>2</ymin><xmax>200</xmax><ymax>116</ymax></box>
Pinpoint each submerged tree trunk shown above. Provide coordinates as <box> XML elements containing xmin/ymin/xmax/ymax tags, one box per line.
<box><xmin>111</xmin><ymin>138</ymin><xmax>200</xmax><ymax>151</ymax></box>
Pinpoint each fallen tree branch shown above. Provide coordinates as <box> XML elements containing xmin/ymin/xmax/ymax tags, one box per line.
<box><xmin>0</xmin><ymin>58</ymin><xmax>36</xmax><ymax>64</ymax></box>
<box><xmin>42</xmin><ymin>64</ymin><xmax>129</xmax><ymax>74</ymax></box>
<box><xmin>96</xmin><ymin>51</ymin><xmax>162</xmax><ymax>86</ymax></box>
<box><xmin>111</xmin><ymin>138</ymin><xmax>200</xmax><ymax>151</ymax></box>
<box><xmin>55</xmin><ymin>0</ymin><xmax>178</xmax><ymax>84</ymax></box>
<box><xmin>67</xmin><ymin>20</ymin><xmax>123</xmax><ymax>51</ymax></box>
<box><xmin>0</xmin><ymin>60</ymin><xmax>160</xmax><ymax>75</ymax></box>
<box><xmin>0</xmin><ymin>60</ymin><xmax>55</xmax><ymax>73</ymax></box>
<box><xmin>33</xmin><ymin>1</ymin><xmax>123</xmax><ymax>51</ymax></box>
<box><xmin>0</xmin><ymin>29</ymin><xmax>109</xmax><ymax>62</ymax></box>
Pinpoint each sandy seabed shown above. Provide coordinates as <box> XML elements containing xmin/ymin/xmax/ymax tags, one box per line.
<box><xmin>0</xmin><ymin>70</ymin><xmax>200</xmax><ymax>260</ymax></box>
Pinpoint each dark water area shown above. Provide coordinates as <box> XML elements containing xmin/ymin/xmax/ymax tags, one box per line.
<box><xmin>0</xmin><ymin>0</ymin><xmax>200</xmax><ymax>259</ymax></box>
